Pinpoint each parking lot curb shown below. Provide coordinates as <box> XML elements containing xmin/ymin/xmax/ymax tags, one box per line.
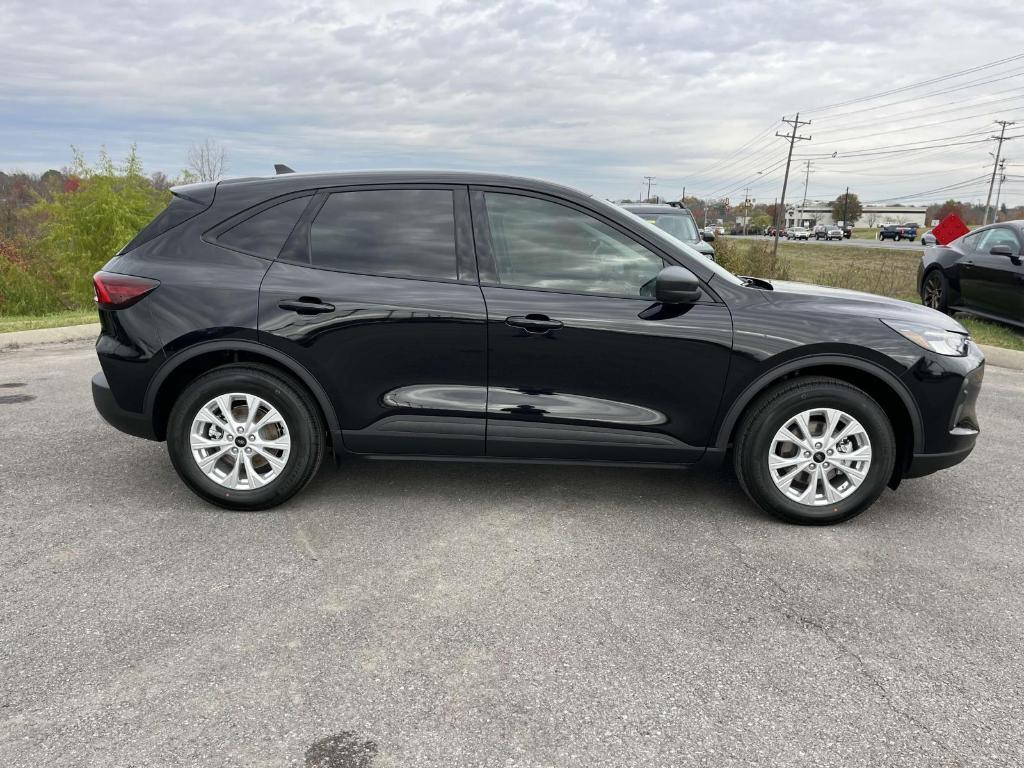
<box><xmin>0</xmin><ymin>323</ymin><xmax>99</xmax><ymax>351</ymax></box>
<box><xmin>978</xmin><ymin>344</ymin><xmax>1024</xmax><ymax>372</ymax></box>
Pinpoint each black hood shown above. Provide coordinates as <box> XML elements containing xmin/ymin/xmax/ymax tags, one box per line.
<box><xmin>763</xmin><ymin>280</ymin><xmax>968</xmax><ymax>333</ymax></box>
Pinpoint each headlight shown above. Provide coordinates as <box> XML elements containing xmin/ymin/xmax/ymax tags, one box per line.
<box><xmin>881</xmin><ymin>319</ymin><xmax>969</xmax><ymax>356</ymax></box>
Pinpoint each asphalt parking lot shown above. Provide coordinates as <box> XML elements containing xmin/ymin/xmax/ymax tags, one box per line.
<box><xmin>2</xmin><ymin>341</ymin><xmax>1023</xmax><ymax>767</ymax></box>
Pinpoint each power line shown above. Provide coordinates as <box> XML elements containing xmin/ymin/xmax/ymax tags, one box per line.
<box><xmin>802</xmin><ymin>52</ymin><xmax>1024</xmax><ymax>115</ymax></box>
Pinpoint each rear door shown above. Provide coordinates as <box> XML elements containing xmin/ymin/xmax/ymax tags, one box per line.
<box><xmin>472</xmin><ymin>188</ymin><xmax>733</xmax><ymax>464</ymax></box>
<box><xmin>258</xmin><ymin>185</ymin><xmax>488</xmax><ymax>456</ymax></box>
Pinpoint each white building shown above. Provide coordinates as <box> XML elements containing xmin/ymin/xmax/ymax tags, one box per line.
<box><xmin>785</xmin><ymin>203</ymin><xmax>927</xmax><ymax>228</ymax></box>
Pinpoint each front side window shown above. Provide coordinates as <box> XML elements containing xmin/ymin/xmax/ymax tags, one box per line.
<box><xmin>310</xmin><ymin>189</ymin><xmax>457</xmax><ymax>280</ymax></box>
<box><xmin>217</xmin><ymin>196</ymin><xmax>311</xmax><ymax>259</ymax></box>
<box><xmin>977</xmin><ymin>227</ymin><xmax>1020</xmax><ymax>255</ymax></box>
<box><xmin>484</xmin><ymin>193</ymin><xmax>664</xmax><ymax>297</ymax></box>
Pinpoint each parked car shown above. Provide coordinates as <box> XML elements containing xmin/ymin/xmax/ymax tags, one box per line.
<box><xmin>622</xmin><ymin>204</ymin><xmax>715</xmax><ymax>260</ymax></box>
<box><xmin>713</xmin><ymin>225</ymin><xmax>726</xmax><ymax>236</ymax></box>
<box><xmin>897</xmin><ymin>223</ymin><xmax>920</xmax><ymax>240</ymax></box>
<box><xmin>843</xmin><ymin>225</ymin><xmax>854</xmax><ymax>239</ymax></box>
<box><xmin>921</xmin><ymin>229</ymin><xmax>937</xmax><ymax>246</ymax></box>
<box><xmin>92</xmin><ymin>170</ymin><xmax>984</xmax><ymax>525</ymax></box>
<box><xmin>812</xmin><ymin>224</ymin><xmax>828</xmax><ymax>239</ymax></box>
<box><xmin>878</xmin><ymin>225</ymin><xmax>901</xmax><ymax>241</ymax></box>
<box><xmin>814</xmin><ymin>225</ymin><xmax>842</xmax><ymax>241</ymax></box>
<box><xmin>918</xmin><ymin>220</ymin><xmax>1024</xmax><ymax>328</ymax></box>
<box><xmin>786</xmin><ymin>227</ymin><xmax>810</xmax><ymax>240</ymax></box>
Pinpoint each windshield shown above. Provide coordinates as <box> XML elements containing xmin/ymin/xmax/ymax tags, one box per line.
<box><xmin>637</xmin><ymin>211</ymin><xmax>699</xmax><ymax>242</ymax></box>
<box><xmin>615</xmin><ymin>206</ymin><xmax>745</xmax><ymax>286</ymax></box>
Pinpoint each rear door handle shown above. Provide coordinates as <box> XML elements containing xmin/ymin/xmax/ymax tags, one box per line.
<box><xmin>278</xmin><ymin>297</ymin><xmax>335</xmax><ymax>315</ymax></box>
<box><xmin>505</xmin><ymin>314</ymin><xmax>564</xmax><ymax>333</ymax></box>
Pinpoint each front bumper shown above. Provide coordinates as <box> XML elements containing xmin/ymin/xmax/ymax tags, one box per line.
<box><xmin>902</xmin><ymin>351</ymin><xmax>984</xmax><ymax>478</ymax></box>
<box><xmin>92</xmin><ymin>371</ymin><xmax>157</xmax><ymax>440</ymax></box>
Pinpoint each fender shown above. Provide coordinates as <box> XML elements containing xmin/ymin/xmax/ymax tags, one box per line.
<box><xmin>143</xmin><ymin>338</ymin><xmax>343</xmax><ymax>441</ymax></box>
<box><xmin>713</xmin><ymin>353</ymin><xmax>924</xmax><ymax>453</ymax></box>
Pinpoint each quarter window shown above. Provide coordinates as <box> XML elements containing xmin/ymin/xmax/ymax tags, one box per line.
<box><xmin>310</xmin><ymin>190</ymin><xmax>457</xmax><ymax>280</ymax></box>
<box><xmin>484</xmin><ymin>193</ymin><xmax>665</xmax><ymax>297</ymax></box>
<box><xmin>217</xmin><ymin>196</ymin><xmax>311</xmax><ymax>259</ymax></box>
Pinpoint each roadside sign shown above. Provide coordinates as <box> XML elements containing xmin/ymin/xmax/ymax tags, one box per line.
<box><xmin>931</xmin><ymin>214</ymin><xmax>969</xmax><ymax>245</ymax></box>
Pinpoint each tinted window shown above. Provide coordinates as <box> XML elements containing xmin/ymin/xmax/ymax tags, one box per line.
<box><xmin>484</xmin><ymin>193</ymin><xmax>665</xmax><ymax>297</ymax></box>
<box><xmin>961</xmin><ymin>232</ymin><xmax>981</xmax><ymax>251</ymax></box>
<box><xmin>218</xmin><ymin>196</ymin><xmax>310</xmax><ymax>259</ymax></box>
<box><xmin>310</xmin><ymin>190</ymin><xmax>457</xmax><ymax>279</ymax></box>
<box><xmin>121</xmin><ymin>194</ymin><xmax>208</xmax><ymax>254</ymax></box>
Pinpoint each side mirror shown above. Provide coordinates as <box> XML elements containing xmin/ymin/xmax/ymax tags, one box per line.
<box><xmin>655</xmin><ymin>266</ymin><xmax>702</xmax><ymax>304</ymax></box>
<box><xmin>990</xmin><ymin>244</ymin><xmax>1015</xmax><ymax>258</ymax></box>
<box><xmin>701</xmin><ymin>230</ymin><xmax>716</xmax><ymax>242</ymax></box>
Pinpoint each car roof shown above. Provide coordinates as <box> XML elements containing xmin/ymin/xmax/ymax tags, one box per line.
<box><xmin>214</xmin><ymin>169</ymin><xmax>589</xmax><ymax>200</ymax></box>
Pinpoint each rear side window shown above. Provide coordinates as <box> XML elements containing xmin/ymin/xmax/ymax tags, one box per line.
<box><xmin>310</xmin><ymin>190</ymin><xmax>457</xmax><ymax>280</ymax></box>
<box><xmin>120</xmin><ymin>194</ymin><xmax>208</xmax><ymax>254</ymax></box>
<box><xmin>217</xmin><ymin>196</ymin><xmax>310</xmax><ymax>259</ymax></box>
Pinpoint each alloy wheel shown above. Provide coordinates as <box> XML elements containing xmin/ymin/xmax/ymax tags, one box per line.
<box><xmin>767</xmin><ymin>407</ymin><xmax>872</xmax><ymax>506</ymax></box>
<box><xmin>189</xmin><ymin>392</ymin><xmax>291</xmax><ymax>490</ymax></box>
<box><xmin>923</xmin><ymin>273</ymin><xmax>943</xmax><ymax>309</ymax></box>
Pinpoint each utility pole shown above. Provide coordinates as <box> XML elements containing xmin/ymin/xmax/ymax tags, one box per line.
<box><xmin>643</xmin><ymin>176</ymin><xmax>656</xmax><ymax>202</ymax></box>
<box><xmin>799</xmin><ymin>160</ymin><xmax>813</xmax><ymax>226</ymax></box>
<box><xmin>742</xmin><ymin>187</ymin><xmax>751</xmax><ymax>235</ymax></box>
<box><xmin>842</xmin><ymin>185</ymin><xmax>849</xmax><ymax>228</ymax></box>
<box><xmin>984</xmin><ymin>120</ymin><xmax>1015</xmax><ymax>224</ymax></box>
<box><xmin>773</xmin><ymin>113</ymin><xmax>812</xmax><ymax>256</ymax></box>
<box><xmin>993</xmin><ymin>158</ymin><xmax>1007</xmax><ymax>221</ymax></box>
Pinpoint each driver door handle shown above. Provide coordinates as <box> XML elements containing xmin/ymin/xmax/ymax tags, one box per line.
<box><xmin>505</xmin><ymin>314</ymin><xmax>564</xmax><ymax>333</ymax></box>
<box><xmin>278</xmin><ymin>297</ymin><xmax>336</xmax><ymax>315</ymax></box>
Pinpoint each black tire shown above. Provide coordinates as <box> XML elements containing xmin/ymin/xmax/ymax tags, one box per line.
<box><xmin>921</xmin><ymin>268</ymin><xmax>949</xmax><ymax>314</ymax></box>
<box><xmin>733</xmin><ymin>377</ymin><xmax>896</xmax><ymax>525</ymax></box>
<box><xmin>167</xmin><ymin>364</ymin><xmax>325</xmax><ymax>511</ymax></box>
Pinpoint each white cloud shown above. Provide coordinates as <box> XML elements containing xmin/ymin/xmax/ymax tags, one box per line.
<box><xmin>1</xmin><ymin>0</ymin><xmax>1022</xmax><ymax>204</ymax></box>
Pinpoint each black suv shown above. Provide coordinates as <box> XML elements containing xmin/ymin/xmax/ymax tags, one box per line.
<box><xmin>92</xmin><ymin>171</ymin><xmax>984</xmax><ymax>524</ymax></box>
<box><xmin>621</xmin><ymin>204</ymin><xmax>716</xmax><ymax>260</ymax></box>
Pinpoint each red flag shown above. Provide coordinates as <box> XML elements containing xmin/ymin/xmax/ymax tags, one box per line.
<box><xmin>931</xmin><ymin>214</ymin><xmax>969</xmax><ymax>245</ymax></box>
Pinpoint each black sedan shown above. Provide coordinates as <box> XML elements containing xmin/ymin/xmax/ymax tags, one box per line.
<box><xmin>919</xmin><ymin>221</ymin><xmax>1024</xmax><ymax>328</ymax></box>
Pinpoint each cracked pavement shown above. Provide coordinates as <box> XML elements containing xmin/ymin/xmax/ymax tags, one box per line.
<box><xmin>1</xmin><ymin>341</ymin><xmax>1022</xmax><ymax>767</ymax></box>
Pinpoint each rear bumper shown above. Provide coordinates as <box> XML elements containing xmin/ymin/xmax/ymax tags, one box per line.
<box><xmin>92</xmin><ymin>372</ymin><xmax>157</xmax><ymax>440</ymax></box>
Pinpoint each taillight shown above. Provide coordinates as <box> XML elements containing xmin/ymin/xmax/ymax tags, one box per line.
<box><xmin>93</xmin><ymin>271</ymin><xmax>160</xmax><ymax>309</ymax></box>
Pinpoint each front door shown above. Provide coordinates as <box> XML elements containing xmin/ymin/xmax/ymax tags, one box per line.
<box><xmin>259</xmin><ymin>185</ymin><xmax>488</xmax><ymax>455</ymax></box>
<box><xmin>960</xmin><ymin>226</ymin><xmax>1024</xmax><ymax>319</ymax></box>
<box><xmin>473</xmin><ymin>189</ymin><xmax>733</xmax><ymax>464</ymax></box>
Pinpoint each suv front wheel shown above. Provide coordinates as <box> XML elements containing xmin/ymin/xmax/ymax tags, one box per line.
<box><xmin>167</xmin><ymin>364</ymin><xmax>325</xmax><ymax>510</ymax></box>
<box><xmin>734</xmin><ymin>377</ymin><xmax>895</xmax><ymax>524</ymax></box>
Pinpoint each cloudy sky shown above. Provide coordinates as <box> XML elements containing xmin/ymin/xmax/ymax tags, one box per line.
<box><xmin>2</xmin><ymin>0</ymin><xmax>1023</xmax><ymax>206</ymax></box>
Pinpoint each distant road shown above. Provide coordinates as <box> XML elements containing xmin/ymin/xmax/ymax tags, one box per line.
<box><xmin>740</xmin><ymin>236</ymin><xmax>924</xmax><ymax>251</ymax></box>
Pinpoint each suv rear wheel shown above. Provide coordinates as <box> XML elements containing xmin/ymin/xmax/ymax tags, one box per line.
<box><xmin>167</xmin><ymin>364</ymin><xmax>325</xmax><ymax>510</ymax></box>
<box><xmin>734</xmin><ymin>377</ymin><xmax>895</xmax><ymax>524</ymax></box>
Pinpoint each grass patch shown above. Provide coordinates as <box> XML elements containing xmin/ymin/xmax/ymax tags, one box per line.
<box><xmin>720</xmin><ymin>237</ymin><xmax>1024</xmax><ymax>351</ymax></box>
<box><xmin>956</xmin><ymin>316</ymin><xmax>1024</xmax><ymax>352</ymax></box>
<box><xmin>0</xmin><ymin>309</ymin><xmax>97</xmax><ymax>334</ymax></box>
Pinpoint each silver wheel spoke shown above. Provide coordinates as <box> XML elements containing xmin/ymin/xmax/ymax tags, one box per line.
<box><xmin>189</xmin><ymin>391</ymin><xmax>291</xmax><ymax>491</ymax></box>
<box><xmin>768</xmin><ymin>406</ymin><xmax>872</xmax><ymax>508</ymax></box>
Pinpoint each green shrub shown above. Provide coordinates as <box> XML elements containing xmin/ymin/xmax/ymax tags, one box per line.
<box><xmin>13</xmin><ymin>146</ymin><xmax>170</xmax><ymax>315</ymax></box>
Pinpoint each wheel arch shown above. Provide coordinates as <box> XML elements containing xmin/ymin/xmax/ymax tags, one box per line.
<box><xmin>715</xmin><ymin>355</ymin><xmax>922</xmax><ymax>485</ymax></box>
<box><xmin>145</xmin><ymin>340</ymin><xmax>342</xmax><ymax>446</ymax></box>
